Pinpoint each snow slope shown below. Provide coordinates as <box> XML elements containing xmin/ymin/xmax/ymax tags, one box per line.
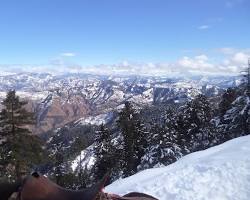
<box><xmin>105</xmin><ymin>135</ymin><xmax>250</xmax><ymax>200</ymax></box>
<box><xmin>71</xmin><ymin>145</ymin><xmax>95</xmax><ymax>171</ymax></box>
<box><xmin>75</xmin><ymin>112</ymin><xmax>114</xmax><ymax>126</ymax></box>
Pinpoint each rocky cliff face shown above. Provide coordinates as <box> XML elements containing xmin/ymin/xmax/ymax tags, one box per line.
<box><xmin>33</xmin><ymin>94</ymin><xmax>91</xmax><ymax>135</ymax></box>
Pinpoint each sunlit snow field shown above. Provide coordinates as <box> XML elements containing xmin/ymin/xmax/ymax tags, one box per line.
<box><xmin>105</xmin><ymin>135</ymin><xmax>250</xmax><ymax>200</ymax></box>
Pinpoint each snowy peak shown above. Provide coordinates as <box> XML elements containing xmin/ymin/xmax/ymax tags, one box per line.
<box><xmin>0</xmin><ymin>72</ymin><xmax>239</xmax><ymax>135</ymax></box>
<box><xmin>105</xmin><ymin>135</ymin><xmax>250</xmax><ymax>200</ymax></box>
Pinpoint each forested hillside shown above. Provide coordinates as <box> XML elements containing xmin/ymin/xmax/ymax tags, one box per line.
<box><xmin>0</xmin><ymin>70</ymin><xmax>249</xmax><ymax>188</ymax></box>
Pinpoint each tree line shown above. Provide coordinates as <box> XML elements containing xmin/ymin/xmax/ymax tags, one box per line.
<box><xmin>0</xmin><ymin>90</ymin><xmax>45</xmax><ymax>180</ymax></box>
<box><xmin>0</xmin><ymin>64</ymin><xmax>249</xmax><ymax>186</ymax></box>
<box><xmin>92</xmin><ymin>73</ymin><xmax>250</xmax><ymax>182</ymax></box>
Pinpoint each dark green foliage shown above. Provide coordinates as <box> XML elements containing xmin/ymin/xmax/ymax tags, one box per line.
<box><xmin>117</xmin><ymin>102</ymin><xmax>137</xmax><ymax>176</ymax></box>
<box><xmin>216</xmin><ymin>65</ymin><xmax>250</xmax><ymax>141</ymax></box>
<box><xmin>54</xmin><ymin>150</ymin><xmax>65</xmax><ymax>185</ymax></box>
<box><xmin>50</xmin><ymin>138</ymin><xmax>75</xmax><ymax>186</ymax></box>
<box><xmin>48</xmin><ymin>124</ymin><xmax>91</xmax><ymax>186</ymax></box>
<box><xmin>48</xmin><ymin>171</ymin><xmax>86</xmax><ymax>189</ymax></box>
<box><xmin>177</xmin><ymin>94</ymin><xmax>215</xmax><ymax>152</ymax></box>
<box><xmin>218</xmin><ymin>88</ymin><xmax>237</xmax><ymax>118</ymax></box>
<box><xmin>133</xmin><ymin>119</ymin><xmax>148</xmax><ymax>168</ymax></box>
<box><xmin>218</xmin><ymin>95</ymin><xmax>250</xmax><ymax>140</ymax></box>
<box><xmin>57</xmin><ymin>172</ymin><xmax>79</xmax><ymax>189</ymax></box>
<box><xmin>93</xmin><ymin>124</ymin><xmax>118</xmax><ymax>182</ymax></box>
<box><xmin>71</xmin><ymin>136</ymin><xmax>89</xmax><ymax>188</ymax></box>
<box><xmin>242</xmin><ymin>59</ymin><xmax>250</xmax><ymax>96</ymax></box>
<box><xmin>117</xmin><ymin>102</ymin><xmax>147</xmax><ymax>177</ymax></box>
<box><xmin>0</xmin><ymin>90</ymin><xmax>46</xmax><ymax>180</ymax></box>
<box><xmin>139</xmin><ymin>107</ymin><xmax>182</xmax><ymax>170</ymax></box>
<box><xmin>70</xmin><ymin>135</ymin><xmax>88</xmax><ymax>157</ymax></box>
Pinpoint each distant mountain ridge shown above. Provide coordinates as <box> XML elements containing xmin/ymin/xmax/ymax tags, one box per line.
<box><xmin>0</xmin><ymin>72</ymin><xmax>240</xmax><ymax>135</ymax></box>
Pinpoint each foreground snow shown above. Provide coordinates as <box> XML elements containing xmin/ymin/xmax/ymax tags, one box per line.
<box><xmin>105</xmin><ymin>135</ymin><xmax>250</xmax><ymax>200</ymax></box>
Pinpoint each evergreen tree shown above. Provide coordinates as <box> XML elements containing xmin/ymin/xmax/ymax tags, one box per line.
<box><xmin>175</xmin><ymin>113</ymin><xmax>190</xmax><ymax>154</ymax></box>
<box><xmin>72</xmin><ymin>136</ymin><xmax>87</xmax><ymax>188</ymax></box>
<box><xmin>176</xmin><ymin>94</ymin><xmax>215</xmax><ymax>153</ymax></box>
<box><xmin>51</xmin><ymin>142</ymin><xmax>77</xmax><ymax>187</ymax></box>
<box><xmin>117</xmin><ymin>102</ymin><xmax>146</xmax><ymax>177</ymax></box>
<box><xmin>218</xmin><ymin>88</ymin><xmax>237</xmax><ymax>118</ymax></box>
<box><xmin>51</xmin><ymin>136</ymin><xmax>90</xmax><ymax>189</ymax></box>
<box><xmin>242</xmin><ymin>58</ymin><xmax>250</xmax><ymax>96</ymax></box>
<box><xmin>217</xmin><ymin>61</ymin><xmax>250</xmax><ymax>140</ymax></box>
<box><xmin>117</xmin><ymin>102</ymin><xmax>136</xmax><ymax>176</ymax></box>
<box><xmin>133</xmin><ymin>113</ymin><xmax>148</xmax><ymax>168</ymax></box>
<box><xmin>93</xmin><ymin>124</ymin><xmax>116</xmax><ymax>182</ymax></box>
<box><xmin>0</xmin><ymin>90</ymin><xmax>45</xmax><ymax>180</ymax></box>
<box><xmin>140</xmin><ymin>108</ymin><xmax>181</xmax><ymax>169</ymax></box>
<box><xmin>219</xmin><ymin>94</ymin><xmax>250</xmax><ymax>139</ymax></box>
<box><xmin>54</xmin><ymin>149</ymin><xmax>65</xmax><ymax>185</ymax></box>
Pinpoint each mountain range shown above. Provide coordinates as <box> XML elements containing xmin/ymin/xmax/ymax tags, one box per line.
<box><xmin>0</xmin><ymin>72</ymin><xmax>240</xmax><ymax>135</ymax></box>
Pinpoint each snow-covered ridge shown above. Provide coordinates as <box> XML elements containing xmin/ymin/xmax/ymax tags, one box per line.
<box><xmin>105</xmin><ymin>135</ymin><xmax>250</xmax><ymax>200</ymax></box>
<box><xmin>0</xmin><ymin>72</ymin><xmax>237</xmax><ymax>107</ymax></box>
<box><xmin>0</xmin><ymin>72</ymin><xmax>239</xmax><ymax>135</ymax></box>
<box><xmin>75</xmin><ymin>112</ymin><xmax>114</xmax><ymax>126</ymax></box>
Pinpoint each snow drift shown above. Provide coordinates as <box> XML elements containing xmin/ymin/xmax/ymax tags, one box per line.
<box><xmin>105</xmin><ymin>135</ymin><xmax>250</xmax><ymax>200</ymax></box>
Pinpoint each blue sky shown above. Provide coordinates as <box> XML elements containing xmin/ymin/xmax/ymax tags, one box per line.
<box><xmin>0</xmin><ymin>0</ymin><xmax>249</xmax><ymax>75</ymax></box>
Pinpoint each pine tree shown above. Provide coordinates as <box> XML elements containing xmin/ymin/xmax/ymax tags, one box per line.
<box><xmin>117</xmin><ymin>102</ymin><xmax>146</xmax><ymax>177</ymax></box>
<box><xmin>175</xmin><ymin>114</ymin><xmax>190</xmax><ymax>153</ymax></box>
<box><xmin>217</xmin><ymin>60</ymin><xmax>250</xmax><ymax>140</ymax></box>
<box><xmin>51</xmin><ymin>141</ymin><xmax>76</xmax><ymax>187</ymax></box>
<box><xmin>0</xmin><ymin>90</ymin><xmax>45</xmax><ymax>180</ymax></box>
<box><xmin>176</xmin><ymin>94</ymin><xmax>215</xmax><ymax>153</ymax></box>
<box><xmin>133</xmin><ymin>113</ymin><xmax>148</xmax><ymax>169</ymax></box>
<box><xmin>220</xmin><ymin>94</ymin><xmax>250</xmax><ymax>139</ymax></box>
<box><xmin>117</xmin><ymin>102</ymin><xmax>136</xmax><ymax>176</ymax></box>
<box><xmin>54</xmin><ymin>149</ymin><xmax>65</xmax><ymax>185</ymax></box>
<box><xmin>140</xmin><ymin>108</ymin><xmax>181</xmax><ymax>169</ymax></box>
<box><xmin>72</xmin><ymin>136</ymin><xmax>87</xmax><ymax>188</ymax></box>
<box><xmin>93</xmin><ymin>124</ymin><xmax>116</xmax><ymax>182</ymax></box>
<box><xmin>242</xmin><ymin>58</ymin><xmax>250</xmax><ymax>96</ymax></box>
<box><xmin>218</xmin><ymin>88</ymin><xmax>237</xmax><ymax>118</ymax></box>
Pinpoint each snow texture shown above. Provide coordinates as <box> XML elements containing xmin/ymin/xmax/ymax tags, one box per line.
<box><xmin>105</xmin><ymin>135</ymin><xmax>250</xmax><ymax>200</ymax></box>
<box><xmin>71</xmin><ymin>145</ymin><xmax>96</xmax><ymax>171</ymax></box>
<box><xmin>75</xmin><ymin>112</ymin><xmax>114</xmax><ymax>126</ymax></box>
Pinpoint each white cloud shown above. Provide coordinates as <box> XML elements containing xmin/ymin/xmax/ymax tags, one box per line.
<box><xmin>198</xmin><ymin>25</ymin><xmax>210</xmax><ymax>30</ymax></box>
<box><xmin>1</xmin><ymin>49</ymin><xmax>249</xmax><ymax>77</ymax></box>
<box><xmin>81</xmin><ymin>52</ymin><xmax>248</xmax><ymax>76</ymax></box>
<box><xmin>177</xmin><ymin>55</ymin><xmax>215</xmax><ymax>73</ymax></box>
<box><xmin>231</xmin><ymin>52</ymin><xmax>249</xmax><ymax>64</ymax></box>
<box><xmin>171</xmin><ymin>50</ymin><xmax>249</xmax><ymax>75</ymax></box>
<box><xmin>195</xmin><ymin>55</ymin><xmax>208</xmax><ymax>61</ymax></box>
<box><xmin>61</xmin><ymin>52</ymin><xmax>76</xmax><ymax>57</ymax></box>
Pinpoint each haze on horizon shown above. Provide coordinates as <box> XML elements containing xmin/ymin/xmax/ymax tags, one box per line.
<box><xmin>0</xmin><ymin>0</ymin><xmax>249</xmax><ymax>76</ymax></box>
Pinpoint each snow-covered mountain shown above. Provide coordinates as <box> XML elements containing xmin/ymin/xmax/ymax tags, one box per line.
<box><xmin>105</xmin><ymin>135</ymin><xmax>250</xmax><ymax>200</ymax></box>
<box><xmin>0</xmin><ymin>72</ymin><xmax>239</xmax><ymax>134</ymax></box>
